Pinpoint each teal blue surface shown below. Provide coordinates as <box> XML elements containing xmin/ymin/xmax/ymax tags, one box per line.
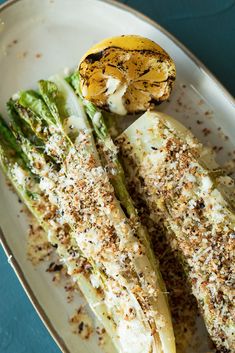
<box><xmin>121</xmin><ymin>0</ymin><xmax>235</xmax><ymax>97</ymax></box>
<box><xmin>0</xmin><ymin>1</ymin><xmax>234</xmax><ymax>353</ymax></box>
<box><xmin>0</xmin><ymin>247</ymin><xmax>59</xmax><ymax>353</ymax></box>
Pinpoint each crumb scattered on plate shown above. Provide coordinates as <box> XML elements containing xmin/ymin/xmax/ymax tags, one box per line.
<box><xmin>27</xmin><ymin>220</ymin><xmax>53</xmax><ymax>265</ymax></box>
<box><xmin>69</xmin><ymin>306</ymin><xmax>93</xmax><ymax>340</ymax></box>
<box><xmin>96</xmin><ymin>326</ymin><xmax>106</xmax><ymax>346</ymax></box>
<box><xmin>35</xmin><ymin>52</ymin><xmax>42</xmax><ymax>59</ymax></box>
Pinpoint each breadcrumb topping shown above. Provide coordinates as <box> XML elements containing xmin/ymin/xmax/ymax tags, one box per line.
<box><xmin>117</xmin><ymin>113</ymin><xmax>235</xmax><ymax>352</ymax></box>
<box><xmin>20</xmin><ymin>121</ymin><xmax>173</xmax><ymax>352</ymax></box>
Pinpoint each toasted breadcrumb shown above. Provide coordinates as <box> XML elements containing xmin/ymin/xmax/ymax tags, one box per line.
<box><xmin>69</xmin><ymin>306</ymin><xmax>93</xmax><ymax>339</ymax></box>
<box><xmin>117</xmin><ymin>116</ymin><xmax>235</xmax><ymax>352</ymax></box>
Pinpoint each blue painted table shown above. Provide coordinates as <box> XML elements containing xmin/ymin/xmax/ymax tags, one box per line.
<box><xmin>0</xmin><ymin>0</ymin><xmax>234</xmax><ymax>352</ymax></box>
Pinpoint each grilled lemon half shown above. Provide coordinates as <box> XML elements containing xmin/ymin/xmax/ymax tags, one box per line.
<box><xmin>79</xmin><ymin>35</ymin><xmax>176</xmax><ymax>115</ymax></box>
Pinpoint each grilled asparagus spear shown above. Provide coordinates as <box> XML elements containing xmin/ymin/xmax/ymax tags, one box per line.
<box><xmin>0</xmin><ymin>79</ymin><xmax>176</xmax><ymax>353</ymax></box>
<box><xmin>117</xmin><ymin>111</ymin><xmax>235</xmax><ymax>353</ymax></box>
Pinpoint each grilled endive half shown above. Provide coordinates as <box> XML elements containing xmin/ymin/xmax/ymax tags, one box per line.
<box><xmin>0</xmin><ymin>79</ymin><xmax>175</xmax><ymax>353</ymax></box>
<box><xmin>0</xmin><ymin>105</ymin><xmax>120</xmax><ymax>351</ymax></box>
<box><xmin>117</xmin><ymin>111</ymin><xmax>235</xmax><ymax>353</ymax></box>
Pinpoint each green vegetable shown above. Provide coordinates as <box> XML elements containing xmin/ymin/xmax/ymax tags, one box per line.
<box><xmin>117</xmin><ymin>110</ymin><xmax>235</xmax><ymax>352</ymax></box>
<box><xmin>0</xmin><ymin>76</ymin><xmax>176</xmax><ymax>353</ymax></box>
<box><xmin>0</xmin><ymin>107</ymin><xmax>120</xmax><ymax>352</ymax></box>
<box><xmin>70</xmin><ymin>72</ymin><xmax>175</xmax><ymax>353</ymax></box>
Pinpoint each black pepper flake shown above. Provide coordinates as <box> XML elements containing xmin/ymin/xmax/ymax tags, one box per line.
<box><xmin>78</xmin><ymin>321</ymin><xmax>84</xmax><ymax>333</ymax></box>
<box><xmin>46</xmin><ymin>262</ymin><xmax>63</xmax><ymax>272</ymax></box>
<box><xmin>202</xmin><ymin>128</ymin><xmax>211</xmax><ymax>136</ymax></box>
<box><xmin>197</xmin><ymin>200</ymin><xmax>205</xmax><ymax>209</ymax></box>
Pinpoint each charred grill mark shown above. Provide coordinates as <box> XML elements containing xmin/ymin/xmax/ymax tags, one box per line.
<box><xmin>149</xmin><ymin>98</ymin><xmax>163</xmax><ymax>106</ymax></box>
<box><xmin>107</xmin><ymin>63</ymin><xmax>117</xmax><ymax>68</ymax></box>
<box><xmin>139</xmin><ymin>68</ymin><xmax>151</xmax><ymax>78</ymax></box>
<box><xmin>168</xmin><ymin>75</ymin><xmax>176</xmax><ymax>82</ymax></box>
<box><xmin>84</xmin><ymin>47</ymin><xmax>171</xmax><ymax>61</ymax></box>
<box><xmin>85</xmin><ymin>51</ymin><xmax>104</xmax><ymax>64</ymax></box>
